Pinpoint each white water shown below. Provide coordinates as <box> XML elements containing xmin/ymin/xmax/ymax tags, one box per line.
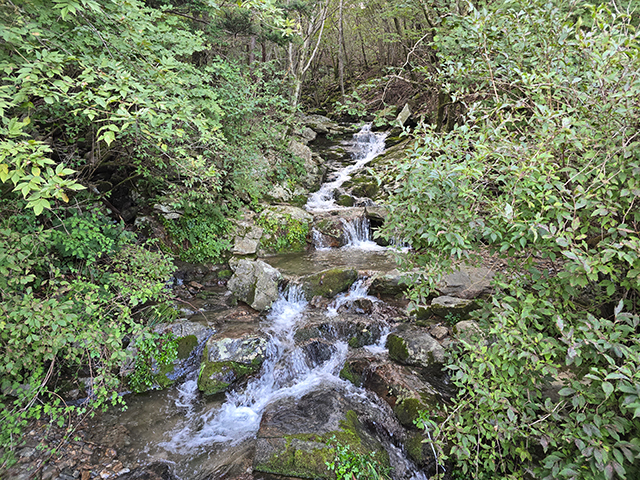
<box><xmin>306</xmin><ymin>124</ymin><xmax>387</xmax><ymax>212</ymax></box>
<box><xmin>341</xmin><ymin>216</ymin><xmax>386</xmax><ymax>251</ymax></box>
<box><xmin>162</xmin><ymin>285</ymin><xmax>348</xmax><ymax>453</ymax></box>
<box><xmin>327</xmin><ymin>279</ymin><xmax>380</xmax><ymax>318</ymax></box>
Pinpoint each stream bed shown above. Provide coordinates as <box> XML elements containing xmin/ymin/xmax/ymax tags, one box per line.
<box><xmin>81</xmin><ymin>125</ymin><xmax>446</xmax><ymax>480</ymax></box>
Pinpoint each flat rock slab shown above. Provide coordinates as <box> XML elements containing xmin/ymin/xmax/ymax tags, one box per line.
<box><xmin>300</xmin><ymin>267</ymin><xmax>358</xmax><ymax>299</ymax></box>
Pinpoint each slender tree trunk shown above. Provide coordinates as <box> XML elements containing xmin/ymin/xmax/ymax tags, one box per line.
<box><xmin>338</xmin><ymin>0</ymin><xmax>346</xmax><ymax>100</ymax></box>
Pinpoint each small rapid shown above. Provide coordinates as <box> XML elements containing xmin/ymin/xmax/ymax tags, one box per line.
<box><xmin>162</xmin><ymin>285</ymin><xmax>348</xmax><ymax>453</ymax></box>
<box><xmin>306</xmin><ymin>124</ymin><xmax>387</xmax><ymax>212</ymax></box>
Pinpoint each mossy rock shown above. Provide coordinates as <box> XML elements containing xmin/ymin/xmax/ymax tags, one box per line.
<box><xmin>386</xmin><ymin>333</ymin><xmax>410</xmax><ymax>363</ymax></box>
<box><xmin>300</xmin><ymin>267</ymin><xmax>358</xmax><ymax>299</ymax></box>
<box><xmin>337</xmin><ymin>194</ymin><xmax>355</xmax><ymax>207</ymax></box>
<box><xmin>176</xmin><ymin>335</ymin><xmax>198</xmax><ymax>359</ymax></box>
<box><xmin>254</xmin><ymin>390</ymin><xmax>392</xmax><ymax>480</ymax></box>
<box><xmin>393</xmin><ymin>397</ymin><xmax>424</xmax><ymax>428</ymax></box>
<box><xmin>217</xmin><ymin>269</ymin><xmax>233</xmax><ymax>279</ymax></box>
<box><xmin>339</xmin><ymin>363</ymin><xmax>364</xmax><ymax>387</ymax></box>
<box><xmin>197</xmin><ymin>360</ymin><xmax>260</xmax><ymax>395</ymax></box>
<box><xmin>255</xmin><ymin>410</ymin><xmax>390</xmax><ymax>479</ymax></box>
<box><xmin>405</xmin><ymin>432</ymin><xmax>436</xmax><ymax>469</ymax></box>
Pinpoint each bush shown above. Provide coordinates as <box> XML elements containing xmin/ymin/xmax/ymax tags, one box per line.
<box><xmin>383</xmin><ymin>1</ymin><xmax>640</xmax><ymax>478</ymax></box>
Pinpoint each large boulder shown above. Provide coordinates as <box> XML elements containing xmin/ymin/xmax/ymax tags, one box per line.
<box><xmin>300</xmin><ymin>267</ymin><xmax>358</xmax><ymax>300</ymax></box>
<box><xmin>257</xmin><ymin>206</ymin><xmax>313</xmax><ymax>255</ymax></box>
<box><xmin>300</xmin><ymin>114</ymin><xmax>340</xmax><ymax>134</ymax></box>
<box><xmin>369</xmin><ymin>270</ymin><xmax>408</xmax><ymax>297</ymax></box>
<box><xmin>293</xmin><ymin>311</ymin><xmax>386</xmax><ymax>349</ymax></box>
<box><xmin>227</xmin><ymin>259</ymin><xmax>282</xmax><ymax>311</ymax></box>
<box><xmin>197</xmin><ymin>322</ymin><xmax>268</xmax><ymax>395</ymax></box>
<box><xmin>386</xmin><ymin>325</ymin><xmax>445</xmax><ymax>368</ymax></box>
<box><xmin>339</xmin><ymin>352</ymin><xmax>440</xmax><ymax>429</ymax></box>
<box><xmin>253</xmin><ymin>386</ymin><xmax>402</xmax><ymax>479</ymax></box>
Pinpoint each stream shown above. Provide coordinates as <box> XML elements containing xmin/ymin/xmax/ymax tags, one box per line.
<box><xmin>89</xmin><ymin>125</ymin><xmax>438</xmax><ymax>480</ymax></box>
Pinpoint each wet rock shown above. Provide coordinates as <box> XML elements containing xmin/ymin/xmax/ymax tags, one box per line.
<box><xmin>387</xmin><ymin>325</ymin><xmax>445</xmax><ymax>368</ymax></box>
<box><xmin>299</xmin><ymin>338</ymin><xmax>336</xmax><ymax>367</ymax></box>
<box><xmin>154</xmin><ymin>321</ymin><xmax>213</xmax><ymax>359</ymax></box>
<box><xmin>429</xmin><ymin>295</ymin><xmax>479</xmax><ymax>320</ymax></box>
<box><xmin>438</xmin><ymin>266</ymin><xmax>494</xmax><ymax>299</ymax></box>
<box><xmin>300</xmin><ymin>267</ymin><xmax>358</xmax><ymax>299</ymax></box>
<box><xmin>228</xmin><ymin>258</ymin><xmax>282</xmax><ymax>311</ymax></box>
<box><xmin>369</xmin><ymin>270</ymin><xmax>408</xmax><ymax>297</ymax></box>
<box><xmin>198</xmin><ymin>325</ymin><xmax>268</xmax><ymax>395</ymax></box>
<box><xmin>340</xmin><ymin>352</ymin><xmax>440</xmax><ymax>429</ymax></box>
<box><xmin>254</xmin><ymin>386</ymin><xmax>397</xmax><ymax>479</ymax></box>
<box><xmin>294</xmin><ymin>312</ymin><xmax>385</xmax><ymax>349</ymax></box>
<box><xmin>365</xmin><ymin>205</ymin><xmax>388</xmax><ymax>223</ymax></box>
<box><xmin>117</xmin><ymin>463</ymin><xmax>177</xmax><ymax>480</ymax></box>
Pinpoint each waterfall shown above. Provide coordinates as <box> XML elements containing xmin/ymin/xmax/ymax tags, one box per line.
<box><xmin>341</xmin><ymin>216</ymin><xmax>385</xmax><ymax>251</ymax></box>
<box><xmin>306</xmin><ymin>124</ymin><xmax>387</xmax><ymax>212</ymax></box>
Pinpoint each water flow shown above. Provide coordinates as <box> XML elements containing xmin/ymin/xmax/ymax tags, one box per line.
<box><xmin>163</xmin><ymin>285</ymin><xmax>347</xmax><ymax>452</ymax></box>
<box><xmin>327</xmin><ymin>279</ymin><xmax>380</xmax><ymax>317</ymax></box>
<box><xmin>306</xmin><ymin>124</ymin><xmax>387</xmax><ymax>212</ymax></box>
<box><xmin>341</xmin><ymin>216</ymin><xmax>385</xmax><ymax>251</ymax></box>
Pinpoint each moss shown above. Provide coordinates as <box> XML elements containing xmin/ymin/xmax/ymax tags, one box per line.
<box><xmin>337</xmin><ymin>194</ymin><xmax>354</xmax><ymax>207</ymax></box>
<box><xmin>176</xmin><ymin>335</ymin><xmax>198</xmax><ymax>359</ymax></box>
<box><xmin>393</xmin><ymin>397</ymin><xmax>423</xmax><ymax>428</ymax></box>
<box><xmin>339</xmin><ymin>364</ymin><xmax>363</xmax><ymax>387</ymax></box>
<box><xmin>217</xmin><ymin>269</ymin><xmax>233</xmax><ymax>279</ymax></box>
<box><xmin>301</xmin><ymin>267</ymin><xmax>358</xmax><ymax>299</ymax></box>
<box><xmin>254</xmin><ymin>410</ymin><xmax>390</xmax><ymax>479</ymax></box>
<box><xmin>406</xmin><ymin>432</ymin><xmax>427</xmax><ymax>464</ymax></box>
<box><xmin>257</xmin><ymin>213</ymin><xmax>310</xmax><ymax>254</ymax></box>
<box><xmin>197</xmin><ymin>360</ymin><xmax>260</xmax><ymax>395</ymax></box>
<box><xmin>386</xmin><ymin>334</ymin><xmax>409</xmax><ymax>363</ymax></box>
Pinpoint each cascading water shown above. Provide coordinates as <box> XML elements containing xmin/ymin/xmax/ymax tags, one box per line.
<box><xmin>341</xmin><ymin>216</ymin><xmax>386</xmax><ymax>251</ymax></box>
<box><xmin>306</xmin><ymin>124</ymin><xmax>387</xmax><ymax>212</ymax></box>
<box><xmin>163</xmin><ymin>284</ymin><xmax>348</xmax><ymax>453</ymax></box>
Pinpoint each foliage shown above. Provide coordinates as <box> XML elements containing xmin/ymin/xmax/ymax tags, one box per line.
<box><xmin>257</xmin><ymin>213</ymin><xmax>309</xmax><ymax>252</ymax></box>
<box><xmin>325</xmin><ymin>436</ymin><xmax>393</xmax><ymax>480</ymax></box>
<box><xmin>0</xmin><ymin>209</ymin><xmax>175</xmax><ymax>467</ymax></box>
<box><xmin>383</xmin><ymin>0</ymin><xmax>640</xmax><ymax>478</ymax></box>
<box><xmin>128</xmin><ymin>332</ymin><xmax>178</xmax><ymax>393</ymax></box>
<box><xmin>164</xmin><ymin>203</ymin><xmax>233</xmax><ymax>264</ymax></box>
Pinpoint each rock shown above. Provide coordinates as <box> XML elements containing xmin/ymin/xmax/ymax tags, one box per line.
<box><xmin>117</xmin><ymin>463</ymin><xmax>177</xmax><ymax>480</ymax></box>
<box><xmin>253</xmin><ymin>386</ymin><xmax>399</xmax><ymax>479</ymax></box>
<box><xmin>300</xmin><ymin>114</ymin><xmax>339</xmax><ymax>134</ymax></box>
<box><xmin>297</xmin><ymin>126</ymin><xmax>317</xmax><ymax>143</ymax></box>
<box><xmin>429</xmin><ymin>295</ymin><xmax>479</xmax><ymax>320</ymax></box>
<box><xmin>227</xmin><ymin>259</ymin><xmax>282</xmax><ymax>311</ymax></box>
<box><xmin>438</xmin><ymin>266</ymin><xmax>494</xmax><ymax>299</ymax></box>
<box><xmin>453</xmin><ymin>320</ymin><xmax>484</xmax><ymax>344</ymax></box>
<box><xmin>369</xmin><ymin>270</ymin><xmax>408</xmax><ymax>297</ymax></box>
<box><xmin>257</xmin><ymin>206</ymin><xmax>313</xmax><ymax>255</ymax></box>
<box><xmin>364</xmin><ymin>205</ymin><xmax>389</xmax><ymax>223</ymax></box>
<box><xmin>153</xmin><ymin>203</ymin><xmax>182</xmax><ymax>221</ymax></box>
<box><xmin>430</xmin><ymin>325</ymin><xmax>449</xmax><ymax>341</ymax></box>
<box><xmin>198</xmin><ymin>324</ymin><xmax>268</xmax><ymax>395</ymax></box>
<box><xmin>341</xmin><ymin>354</ymin><xmax>439</xmax><ymax>429</ymax></box>
<box><xmin>300</xmin><ymin>267</ymin><xmax>358</xmax><ymax>300</ymax></box>
<box><xmin>233</xmin><ymin>225</ymin><xmax>264</xmax><ymax>256</ymax></box>
<box><xmin>396</xmin><ymin>103</ymin><xmax>411</xmax><ymax>127</ymax></box>
<box><xmin>294</xmin><ymin>311</ymin><xmax>386</xmax><ymax>348</ymax></box>
<box><xmin>387</xmin><ymin>325</ymin><xmax>445</xmax><ymax>367</ymax></box>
